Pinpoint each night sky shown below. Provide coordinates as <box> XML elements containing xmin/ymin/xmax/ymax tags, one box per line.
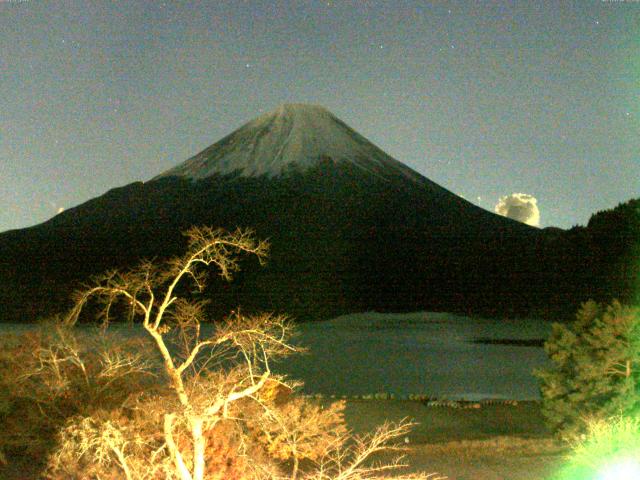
<box><xmin>1</xmin><ymin>0</ymin><xmax>638</xmax><ymax>233</ymax></box>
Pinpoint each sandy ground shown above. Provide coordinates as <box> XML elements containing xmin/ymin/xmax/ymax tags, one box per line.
<box><xmin>342</xmin><ymin>399</ymin><xmax>567</xmax><ymax>480</ymax></box>
<box><xmin>407</xmin><ymin>441</ymin><xmax>565</xmax><ymax>480</ymax></box>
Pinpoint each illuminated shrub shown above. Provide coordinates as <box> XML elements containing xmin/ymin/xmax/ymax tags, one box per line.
<box><xmin>553</xmin><ymin>415</ymin><xmax>640</xmax><ymax>480</ymax></box>
<box><xmin>0</xmin><ymin>326</ymin><xmax>156</xmax><ymax>474</ymax></box>
<box><xmin>536</xmin><ymin>300</ymin><xmax>640</xmax><ymax>437</ymax></box>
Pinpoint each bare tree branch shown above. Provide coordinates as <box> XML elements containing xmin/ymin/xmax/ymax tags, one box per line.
<box><xmin>49</xmin><ymin>226</ymin><xmax>437</xmax><ymax>480</ymax></box>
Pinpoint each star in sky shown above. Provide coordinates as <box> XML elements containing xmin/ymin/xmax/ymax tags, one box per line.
<box><xmin>0</xmin><ymin>0</ymin><xmax>637</xmax><ymax>233</ymax></box>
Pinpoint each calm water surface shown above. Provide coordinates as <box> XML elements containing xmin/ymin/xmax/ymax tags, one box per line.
<box><xmin>1</xmin><ymin>312</ymin><xmax>552</xmax><ymax>400</ymax></box>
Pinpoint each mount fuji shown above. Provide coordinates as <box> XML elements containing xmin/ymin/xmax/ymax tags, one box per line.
<box><xmin>157</xmin><ymin>104</ymin><xmax>428</xmax><ymax>184</ymax></box>
<box><xmin>0</xmin><ymin>104</ymin><xmax>585</xmax><ymax>322</ymax></box>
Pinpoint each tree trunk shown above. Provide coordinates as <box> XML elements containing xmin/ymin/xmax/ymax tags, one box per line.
<box><xmin>165</xmin><ymin>413</ymin><xmax>193</xmax><ymax>480</ymax></box>
<box><xmin>192</xmin><ymin>416</ymin><xmax>206</xmax><ymax>480</ymax></box>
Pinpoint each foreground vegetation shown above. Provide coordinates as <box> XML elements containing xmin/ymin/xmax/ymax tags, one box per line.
<box><xmin>1</xmin><ymin>222</ymin><xmax>637</xmax><ymax>478</ymax></box>
<box><xmin>537</xmin><ymin>300</ymin><xmax>640</xmax><ymax>479</ymax></box>
<box><xmin>536</xmin><ymin>300</ymin><xmax>640</xmax><ymax>438</ymax></box>
<box><xmin>0</xmin><ymin>227</ymin><xmax>437</xmax><ymax>479</ymax></box>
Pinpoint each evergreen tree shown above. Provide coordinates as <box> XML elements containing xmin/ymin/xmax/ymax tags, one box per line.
<box><xmin>535</xmin><ymin>300</ymin><xmax>640</xmax><ymax>437</ymax></box>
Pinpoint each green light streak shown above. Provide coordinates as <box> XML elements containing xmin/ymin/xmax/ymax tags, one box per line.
<box><xmin>597</xmin><ymin>458</ymin><xmax>640</xmax><ymax>480</ymax></box>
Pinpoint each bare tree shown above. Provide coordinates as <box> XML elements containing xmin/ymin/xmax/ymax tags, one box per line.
<box><xmin>53</xmin><ymin>226</ymin><xmax>442</xmax><ymax>480</ymax></box>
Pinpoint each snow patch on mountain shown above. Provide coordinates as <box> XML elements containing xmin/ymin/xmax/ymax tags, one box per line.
<box><xmin>155</xmin><ymin>104</ymin><xmax>428</xmax><ymax>184</ymax></box>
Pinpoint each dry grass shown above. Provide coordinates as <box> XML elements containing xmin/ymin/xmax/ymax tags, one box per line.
<box><xmin>407</xmin><ymin>439</ymin><xmax>565</xmax><ymax>480</ymax></box>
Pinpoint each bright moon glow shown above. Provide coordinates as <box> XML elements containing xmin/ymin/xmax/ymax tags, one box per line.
<box><xmin>597</xmin><ymin>458</ymin><xmax>640</xmax><ymax>480</ymax></box>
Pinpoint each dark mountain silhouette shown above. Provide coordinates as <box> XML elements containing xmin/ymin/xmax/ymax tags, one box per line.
<box><xmin>0</xmin><ymin>105</ymin><xmax>636</xmax><ymax>322</ymax></box>
<box><xmin>548</xmin><ymin>198</ymin><xmax>640</xmax><ymax>309</ymax></box>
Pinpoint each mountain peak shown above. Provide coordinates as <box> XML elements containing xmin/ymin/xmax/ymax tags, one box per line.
<box><xmin>155</xmin><ymin>104</ymin><xmax>427</xmax><ymax>183</ymax></box>
<box><xmin>273</xmin><ymin>103</ymin><xmax>330</xmax><ymax>116</ymax></box>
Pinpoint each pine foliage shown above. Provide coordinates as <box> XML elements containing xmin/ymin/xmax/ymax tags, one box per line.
<box><xmin>535</xmin><ymin>300</ymin><xmax>640</xmax><ymax>437</ymax></box>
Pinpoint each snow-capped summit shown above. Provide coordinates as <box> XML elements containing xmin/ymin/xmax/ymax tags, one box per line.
<box><xmin>156</xmin><ymin>103</ymin><xmax>426</xmax><ymax>183</ymax></box>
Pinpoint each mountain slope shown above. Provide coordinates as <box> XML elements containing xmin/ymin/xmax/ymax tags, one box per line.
<box><xmin>1</xmin><ymin>104</ymin><xmax>620</xmax><ymax>323</ymax></box>
<box><xmin>156</xmin><ymin>103</ymin><xmax>430</xmax><ymax>185</ymax></box>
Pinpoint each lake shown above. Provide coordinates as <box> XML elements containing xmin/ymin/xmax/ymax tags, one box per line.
<box><xmin>0</xmin><ymin>311</ymin><xmax>553</xmax><ymax>400</ymax></box>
